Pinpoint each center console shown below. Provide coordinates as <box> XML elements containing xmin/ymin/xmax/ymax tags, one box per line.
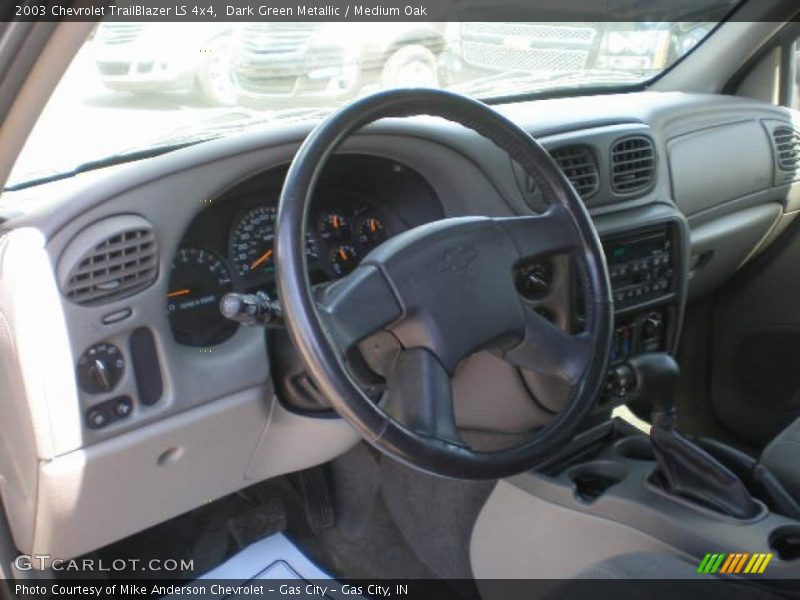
<box><xmin>596</xmin><ymin>222</ymin><xmax>683</xmax><ymax>407</ymax></box>
<box><xmin>471</xmin><ymin>417</ymin><xmax>800</xmax><ymax>584</ymax></box>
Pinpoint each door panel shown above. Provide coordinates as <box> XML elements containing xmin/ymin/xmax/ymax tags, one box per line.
<box><xmin>709</xmin><ymin>216</ymin><xmax>800</xmax><ymax>447</ymax></box>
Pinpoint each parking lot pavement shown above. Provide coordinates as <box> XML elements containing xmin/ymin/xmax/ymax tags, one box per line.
<box><xmin>9</xmin><ymin>43</ymin><xmax>233</xmax><ymax>187</ymax></box>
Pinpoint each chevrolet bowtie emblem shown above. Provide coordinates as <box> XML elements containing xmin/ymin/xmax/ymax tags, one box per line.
<box><xmin>436</xmin><ymin>245</ymin><xmax>478</xmax><ymax>273</ymax></box>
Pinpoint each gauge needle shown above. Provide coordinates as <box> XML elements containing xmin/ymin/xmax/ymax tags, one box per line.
<box><xmin>250</xmin><ymin>248</ymin><xmax>273</xmax><ymax>270</ymax></box>
<box><xmin>338</xmin><ymin>248</ymin><xmax>348</xmax><ymax>260</ymax></box>
<box><xmin>167</xmin><ymin>289</ymin><xmax>191</xmax><ymax>298</ymax></box>
<box><xmin>370</xmin><ymin>220</ymin><xmax>377</xmax><ymax>232</ymax></box>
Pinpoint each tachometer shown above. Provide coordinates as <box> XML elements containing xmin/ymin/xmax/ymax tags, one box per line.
<box><xmin>167</xmin><ymin>248</ymin><xmax>237</xmax><ymax>347</ymax></box>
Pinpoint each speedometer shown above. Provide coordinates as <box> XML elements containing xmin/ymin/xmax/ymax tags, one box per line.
<box><xmin>229</xmin><ymin>206</ymin><xmax>277</xmax><ymax>278</ymax></box>
<box><xmin>229</xmin><ymin>205</ymin><xmax>320</xmax><ymax>281</ymax></box>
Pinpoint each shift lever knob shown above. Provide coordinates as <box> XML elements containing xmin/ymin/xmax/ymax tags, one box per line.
<box><xmin>627</xmin><ymin>353</ymin><xmax>759</xmax><ymax>519</ymax></box>
<box><xmin>627</xmin><ymin>353</ymin><xmax>680</xmax><ymax>416</ymax></box>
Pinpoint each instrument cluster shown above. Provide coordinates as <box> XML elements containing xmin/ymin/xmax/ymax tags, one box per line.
<box><xmin>166</xmin><ymin>193</ymin><xmax>392</xmax><ymax>347</ymax></box>
<box><xmin>228</xmin><ymin>201</ymin><xmax>389</xmax><ymax>284</ymax></box>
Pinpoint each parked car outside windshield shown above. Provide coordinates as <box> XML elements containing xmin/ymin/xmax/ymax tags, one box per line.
<box><xmin>9</xmin><ymin>19</ymin><xmax>722</xmax><ymax>190</ymax></box>
<box><xmin>95</xmin><ymin>22</ymin><xmax>236</xmax><ymax>106</ymax></box>
<box><xmin>231</xmin><ymin>22</ymin><xmax>446</xmax><ymax>108</ymax></box>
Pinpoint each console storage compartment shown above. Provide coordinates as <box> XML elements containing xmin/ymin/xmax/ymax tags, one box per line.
<box><xmin>770</xmin><ymin>525</ymin><xmax>800</xmax><ymax>561</ymax></box>
<box><xmin>568</xmin><ymin>461</ymin><xmax>627</xmax><ymax>503</ymax></box>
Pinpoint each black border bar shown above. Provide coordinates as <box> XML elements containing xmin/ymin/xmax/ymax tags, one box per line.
<box><xmin>2</xmin><ymin>0</ymin><xmax>756</xmax><ymax>23</ymax></box>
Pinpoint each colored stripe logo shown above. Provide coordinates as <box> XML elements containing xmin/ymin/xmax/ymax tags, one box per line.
<box><xmin>697</xmin><ymin>552</ymin><xmax>773</xmax><ymax>574</ymax></box>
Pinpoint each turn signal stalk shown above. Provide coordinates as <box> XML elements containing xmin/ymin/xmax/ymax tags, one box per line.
<box><xmin>220</xmin><ymin>292</ymin><xmax>284</xmax><ymax>327</ymax></box>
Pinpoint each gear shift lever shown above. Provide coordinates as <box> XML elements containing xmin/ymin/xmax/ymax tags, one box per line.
<box><xmin>628</xmin><ymin>353</ymin><xmax>760</xmax><ymax>519</ymax></box>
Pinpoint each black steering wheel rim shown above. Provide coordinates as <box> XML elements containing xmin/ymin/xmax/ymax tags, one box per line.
<box><xmin>276</xmin><ymin>88</ymin><xmax>613</xmax><ymax>479</ymax></box>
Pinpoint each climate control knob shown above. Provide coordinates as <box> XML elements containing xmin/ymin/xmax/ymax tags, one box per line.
<box><xmin>77</xmin><ymin>343</ymin><xmax>124</xmax><ymax>394</ymax></box>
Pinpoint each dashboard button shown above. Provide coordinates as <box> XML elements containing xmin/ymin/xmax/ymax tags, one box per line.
<box><xmin>101</xmin><ymin>308</ymin><xmax>132</xmax><ymax>325</ymax></box>
<box><xmin>114</xmin><ymin>396</ymin><xmax>133</xmax><ymax>418</ymax></box>
<box><xmin>86</xmin><ymin>407</ymin><xmax>110</xmax><ymax>429</ymax></box>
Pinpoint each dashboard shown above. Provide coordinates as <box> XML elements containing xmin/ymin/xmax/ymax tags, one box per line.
<box><xmin>0</xmin><ymin>90</ymin><xmax>797</xmax><ymax>562</ymax></box>
<box><xmin>166</xmin><ymin>155</ymin><xmax>443</xmax><ymax>347</ymax></box>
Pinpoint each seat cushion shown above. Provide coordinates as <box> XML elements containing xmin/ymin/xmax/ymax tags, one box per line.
<box><xmin>761</xmin><ymin>417</ymin><xmax>800</xmax><ymax>501</ymax></box>
<box><xmin>558</xmin><ymin>553</ymin><xmax>786</xmax><ymax>600</ymax></box>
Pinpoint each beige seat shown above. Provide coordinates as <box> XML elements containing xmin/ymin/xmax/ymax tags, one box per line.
<box><xmin>562</xmin><ymin>553</ymin><xmax>788</xmax><ymax>599</ymax></box>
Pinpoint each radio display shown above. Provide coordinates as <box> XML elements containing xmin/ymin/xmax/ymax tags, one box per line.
<box><xmin>605</xmin><ymin>232</ymin><xmax>667</xmax><ymax>265</ymax></box>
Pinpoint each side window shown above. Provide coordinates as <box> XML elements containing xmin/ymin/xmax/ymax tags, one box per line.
<box><xmin>735</xmin><ymin>32</ymin><xmax>800</xmax><ymax>109</ymax></box>
<box><xmin>792</xmin><ymin>42</ymin><xmax>800</xmax><ymax>110</ymax></box>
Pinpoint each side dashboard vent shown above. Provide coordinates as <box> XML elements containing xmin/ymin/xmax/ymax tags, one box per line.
<box><xmin>550</xmin><ymin>145</ymin><xmax>599</xmax><ymax>199</ymax></box>
<box><xmin>610</xmin><ymin>135</ymin><xmax>656</xmax><ymax>194</ymax></box>
<box><xmin>772</xmin><ymin>125</ymin><xmax>800</xmax><ymax>174</ymax></box>
<box><xmin>59</xmin><ymin>215</ymin><xmax>158</xmax><ymax>306</ymax></box>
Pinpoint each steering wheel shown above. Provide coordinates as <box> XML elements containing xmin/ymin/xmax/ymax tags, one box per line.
<box><xmin>275</xmin><ymin>89</ymin><xmax>612</xmax><ymax>479</ymax></box>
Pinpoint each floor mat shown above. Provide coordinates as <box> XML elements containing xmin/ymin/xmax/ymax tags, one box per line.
<box><xmin>198</xmin><ymin>533</ymin><xmax>332</xmax><ymax>581</ymax></box>
<box><xmin>169</xmin><ymin>533</ymin><xmax>367</xmax><ymax>600</ymax></box>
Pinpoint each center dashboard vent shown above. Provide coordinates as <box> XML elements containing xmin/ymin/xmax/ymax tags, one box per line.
<box><xmin>58</xmin><ymin>215</ymin><xmax>158</xmax><ymax>306</ymax></box>
<box><xmin>610</xmin><ymin>135</ymin><xmax>656</xmax><ymax>194</ymax></box>
<box><xmin>550</xmin><ymin>145</ymin><xmax>600</xmax><ymax>199</ymax></box>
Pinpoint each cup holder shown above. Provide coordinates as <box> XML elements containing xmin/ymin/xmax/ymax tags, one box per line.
<box><xmin>614</xmin><ymin>436</ymin><xmax>656</xmax><ymax>461</ymax></box>
<box><xmin>567</xmin><ymin>461</ymin><xmax>628</xmax><ymax>503</ymax></box>
<box><xmin>770</xmin><ymin>526</ymin><xmax>800</xmax><ymax>561</ymax></box>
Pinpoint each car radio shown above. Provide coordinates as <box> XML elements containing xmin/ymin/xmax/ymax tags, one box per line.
<box><xmin>605</xmin><ymin>227</ymin><xmax>675</xmax><ymax>309</ymax></box>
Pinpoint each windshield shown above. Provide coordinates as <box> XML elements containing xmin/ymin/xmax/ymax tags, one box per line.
<box><xmin>8</xmin><ymin>19</ymin><xmax>725</xmax><ymax>189</ymax></box>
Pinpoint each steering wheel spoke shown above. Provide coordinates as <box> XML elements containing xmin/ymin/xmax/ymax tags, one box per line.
<box><xmin>314</xmin><ymin>265</ymin><xmax>403</xmax><ymax>350</ymax></box>
<box><xmin>495</xmin><ymin>204</ymin><xmax>581</xmax><ymax>260</ymax></box>
<box><xmin>384</xmin><ymin>348</ymin><xmax>463</xmax><ymax>447</ymax></box>
<box><xmin>502</xmin><ymin>306</ymin><xmax>592</xmax><ymax>386</ymax></box>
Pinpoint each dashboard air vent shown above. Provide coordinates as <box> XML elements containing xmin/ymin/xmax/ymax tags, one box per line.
<box><xmin>772</xmin><ymin>126</ymin><xmax>800</xmax><ymax>173</ymax></box>
<box><xmin>610</xmin><ymin>135</ymin><xmax>656</xmax><ymax>194</ymax></box>
<box><xmin>550</xmin><ymin>145</ymin><xmax>599</xmax><ymax>199</ymax></box>
<box><xmin>59</xmin><ymin>216</ymin><xmax>158</xmax><ymax>306</ymax></box>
